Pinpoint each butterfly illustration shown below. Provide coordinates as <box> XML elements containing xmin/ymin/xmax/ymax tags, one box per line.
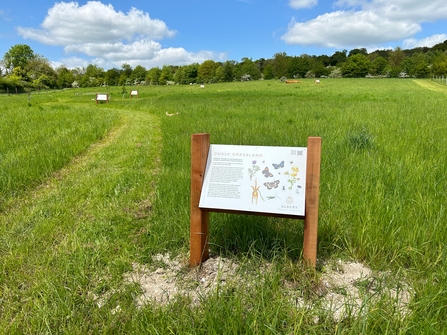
<box><xmin>262</xmin><ymin>167</ymin><xmax>273</xmax><ymax>178</ymax></box>
<box><xmin>264</xmin><ymin>180</ymin><xmax>280</xmax><ymax>190</ymax></box>
<box><xmin>272</xmin><ymin>161</ymin><xmax>284</xmax><ymax>169</ymax></box>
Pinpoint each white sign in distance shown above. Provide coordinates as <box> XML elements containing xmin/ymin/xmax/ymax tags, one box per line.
<box><xmin>199</xmin><ymin>144</ymin><xmax>307</xmax><ymax>216</ymax></box>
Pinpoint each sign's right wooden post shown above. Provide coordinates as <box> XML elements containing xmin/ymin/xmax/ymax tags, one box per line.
<box><xmin>303</xmin><ymin>137</ymin><xmax>321</xmax><ymax>267</ymax></box>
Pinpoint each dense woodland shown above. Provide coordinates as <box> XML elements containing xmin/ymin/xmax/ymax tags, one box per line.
<box><xmin>2</xmin><ymin>41</ymin><xmax>447</xmax><ymax>92</ymax></box>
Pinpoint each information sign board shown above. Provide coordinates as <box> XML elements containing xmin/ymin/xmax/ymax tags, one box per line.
<box><xmin>199</xmin><ymin>144</ymin><xmax>307</xmax><ymax>216</ymax></box>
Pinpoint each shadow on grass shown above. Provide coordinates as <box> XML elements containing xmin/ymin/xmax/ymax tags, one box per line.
<box><xmin>209</xmin><ymin>213</ymin><xmax>305</xmax><ymax>261</ymax></box>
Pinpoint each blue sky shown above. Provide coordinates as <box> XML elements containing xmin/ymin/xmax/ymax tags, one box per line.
<box><xmin>1</xmin><ymin>0</ymin><xmax>446</xmax><ymax>70</ymax></box>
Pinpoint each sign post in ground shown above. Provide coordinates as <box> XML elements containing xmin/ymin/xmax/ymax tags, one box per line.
<box><xmin>190</xmin><ymin>133</ymin><xmax>321</xmax><ymax>267</ymax></box>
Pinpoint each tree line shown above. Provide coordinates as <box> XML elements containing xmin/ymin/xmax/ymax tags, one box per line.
<box><xmin>2</xmin><ymin>41</ymin><xmax>447</xmax><ymax>93</ymax></box>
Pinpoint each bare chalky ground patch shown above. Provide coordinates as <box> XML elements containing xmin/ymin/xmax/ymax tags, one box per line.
<box><xmin>92</xmin><ymin>254</ymin><xmax>412</xmax><ymax>322</ymax></box>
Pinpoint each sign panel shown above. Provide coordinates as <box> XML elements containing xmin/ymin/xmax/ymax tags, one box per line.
<box><xmin>199</xmin><ymin>144</ymin><xmax>307</xmax><ymax>216</ymax></box>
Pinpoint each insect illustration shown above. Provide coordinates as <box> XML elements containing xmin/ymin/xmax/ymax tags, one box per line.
<box><xmin>262</xmin><ymin>167</ymin><xmax>273</xmax><ymax>178</ymax></box>
<box><xmin>272</xmin><ymin>161</ymin><xmax>284</xmax><ymax>169</ymax></box>
<box><xmin>251</xmin><ymin>179</ymin><xmax>260</xmax><ymax>204</ymax></box>
<box><xmin>282</xmin><ymin>186</ymin><xmax>286</xmax><ymax>192</ymax></box>
<box><xmin>266</xmin><ymin>192</ymin><xmax>281</xmax><ymax>200</ymax></box>
<box><xmin>264</xmin><ymin>180</ymin><xmax>280</xmax><ymax>190</ymax></box>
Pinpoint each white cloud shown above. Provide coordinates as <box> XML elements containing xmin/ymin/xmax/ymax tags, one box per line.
<box><xmin>64</xmin><ymin>39</ymin><xmax>162</xmax><ymax>61</ymax></box>
<box><xmin>403</xmin><ymin>34</ymin><xmax>447</xmax><ymax>49</ymax></box>
<box><xmin>16</xmin><ymin>1</ymin><xmax>225</xmax><ymax>69</ymax></box>
<box><xmin>365</xmin><ymin>0</ymin><xmax>447</xmax><ymax>22</ymax></box>
<box><xmin>282</xmin><ymin>11</ymin><xmax>420</xmax><ymax>47</ymax></box>
<box><xmin>52</xmin><ymin>57</ymin><xmax>90</xmax><ymax>70</ymax></box>
<box><xmin>17</xmin><ymin>1</ymin><xmax>176</xmax><ymax>45</ymax></box>
<box><xmin>283</xmin><ymin>0</ymin><xmax>447</xmax><ymax>50</ymax></box>
<box><xmin>289</xmin><ymin>0</ymin><xmax>318</xmax><ymax>9</ymax></box>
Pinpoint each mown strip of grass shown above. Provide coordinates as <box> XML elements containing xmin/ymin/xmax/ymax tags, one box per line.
<box><xmin>0</xmin><ymin>95</ymin><xmax>119</xmax><ymax>207</ymax></box>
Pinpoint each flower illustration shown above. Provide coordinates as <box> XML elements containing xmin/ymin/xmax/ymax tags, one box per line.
<box><xmin>285</xmin><ymin>166</ymin><xmax>300</xmax><ymax>189</ymax></box>
<box><xmin>248</xmin><ymin>160</ymin><xmax>260</xmax><ymax>180</ymax></box>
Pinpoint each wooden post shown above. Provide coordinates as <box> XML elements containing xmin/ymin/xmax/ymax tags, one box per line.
<box><xmin>303</xmin><ymin>137</ymin><xmax>322</xmax><ymax>267</ymax></box>
<box><xmin>190</xmin><ymin>133</ymin><xmax>210</xmax><ymax>267</ymax></box>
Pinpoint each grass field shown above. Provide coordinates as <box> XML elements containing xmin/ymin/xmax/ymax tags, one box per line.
<box><xmin>1</xmin><ymin>79</ymin><xmax>447</xmax><ymax>333</ymax></box>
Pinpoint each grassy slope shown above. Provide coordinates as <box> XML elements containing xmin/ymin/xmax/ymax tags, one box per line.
<box><xmin>1</xmin><ymin>80</ymin><xmax>447</xmax><ymax>333</ymax></box>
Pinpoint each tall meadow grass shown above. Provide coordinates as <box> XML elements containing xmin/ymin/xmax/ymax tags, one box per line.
<box><xmin>0</xmin><ymin>94</ymin><xmax>119</xmax><ymax>207</ymax></box>
<box><xmin>1</xmin><ymin>80</ymin><xmax>447</xmax><ymax>333</ymax></box>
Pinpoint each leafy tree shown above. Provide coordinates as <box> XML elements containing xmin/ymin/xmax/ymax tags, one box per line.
<box><xmin>328</xmin><ymin>67</ymin><xmax>343</xmax><ymax>78</ymax></box>
<box><xmin>80</xmin><ymin>64</ymin><xmax>105</xmax><ymax>87</ymax></box>
<box><xmin>222</xmin><ymin>61</ymin><xmax>235</xmax><ymax>82</ymax></box>
<box><xmin>198</xmin><ymin>60</ymin><xmax>218</xmax><ymax>83</ymax></box>
<box><xmin>71</xmin><ymin>67</ymin><xmax>85</xmax><ymax>81</ymax></box>
<box><xmin>425</xmin><ymin>50</ymin><xmax>446</xmax><ymax>66</ymax></box>
<box><xmin>9</xmin><ymin>66</ymin><xmax>28</xmax><ymax>82</ymax></box>
<box><xmin>32</xmin><ymin>74</ymin><xmax>55</xmax><ymax>89</ymax></box>
<box><xmin>255</xmin><ymin>58</ymin><xmax>266</xmax><ymax>74</ymax></box>
<box><xmin>388</xmin><ymin>47</ymin><xmax>405</xmax><ymax>68</ymax></box>
<box><xmin>235</xmin><ymin>58</ymin><xmax>261</xmax><ymax>80</ymax></box>
<box><xmin>412</xmin><ymin>60</ymin><xmax>430</xmax><ymax>78</ymax></box>
<box><xmin>386</xmin><ymin>65</ymin><xmax>402</xmax><ymax>78</ymax></box>
<box><xmin>173</xmin><ymin>66</ymin><xmax>185</xmax><ymax>84</ymax></box>
<box><xmin>348</xmin><ymin>48</ymin><xmax>368</xmax><ymax>57</ymax></box>
<box><xmin>130</xmin><ymin>65</ymin><xmax>147</xmax><ymax>84</ymax></box>
<box><xmin>146</xmin><ymin>67</ymin><xmax>161</xmax><ymax>85</ymax></box>
<box><xmin>159</xmin><ymin>65</ymin><xmax>173</xmax><ymax>85</ymax></box>
<box><xmin>288</xmin><ymin>56</ymin><xmax>311</xmax><ymax>78</ymax></box>
<box><xmin>118</xmin><ymin>63</ymin><xmax>133</xmax><ymax>85</ymax></box>
<box><xmin>56</xmin><ymin>66</ymin><xmax>75</xmax><ymax>88</ymax></box>
<box><xmin>273</xmin><ymin>52</ymin><xmax>289</xmax><ymax>78</ymax></box>
<box><xmin>214</xmin><ymin>65</ymin><xmax>225</xmax><ymax>82</ymax></box>
<box><xmin>312</xmin><ymin>61</ymin><xmax>329</xmax><ymax>77</ymax></box>
<box><xmin>330</xmin><ymin>50</ymin><xmax>347</xmax><ymax>66</ymax></box>
<box><xmin>316</xmin><ymin>54</ymin><xmax>331</xmax><ymax>67</ymax></box>
<box><xmin>403</xmin><ymin>52</ymin><xmax>429</xmax><ymax>78</ymax></box>
<box><xmin>3</xmin><ymin>44</ymin><xmax>36</xmax><ymax>72</ymax></box>
<box><xmin>370</xmin><ymin>56</ymin><xmax>388</xmax><ymax>75</ymax></box>
<box><xmin>263</xmin><ymin>64</ymin><xmax>274</xmax><ymax>80</ymax></box>
<box><xmin>121</xmin><ymin>63</ymin><xmax>133</xmax><ymax>77</ymax></box>
<box><xmin>431</xmin><ymin>60</ymin><xmax>447</xmax><ymax>76</ymax></box>
<box><xmin>184</xmin><ymin>63</ymin><xmax>199</xmax><ymax>83</ymax></box>
<box><xmin>341</xmin><ymin>54</ymin><xmax>371</xmax><ymax>77</ymax></box>
<box><xmin>104</xmin><ymin>68</ymin><xmax>121</xmax><ymax>86</ymax></box>
<box><xmin>25</xmin><ymin>55</ymin><xmax>57</xmax><ymax>88</ymax></box>
<box><xmin>431</xmin><ymin>40</ymin><xmax>447</xmax><ymax>52</ymax></box>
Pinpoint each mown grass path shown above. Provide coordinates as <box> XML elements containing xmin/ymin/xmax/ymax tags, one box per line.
<box><xmin>413</xmin><ymin>78</ymin><xmax>447</xmax><ymax>93</ymax></box>
<box><xmin>0</xmin><ymin>109</ymin><xmax>161</xmax><ymax>333</ymax></box>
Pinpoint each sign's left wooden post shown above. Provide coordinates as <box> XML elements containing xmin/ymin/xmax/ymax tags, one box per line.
<box><xmin>190</xmin><ymin>133</ymin><xmax>210</xmax><ymax>267</ymax></box>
